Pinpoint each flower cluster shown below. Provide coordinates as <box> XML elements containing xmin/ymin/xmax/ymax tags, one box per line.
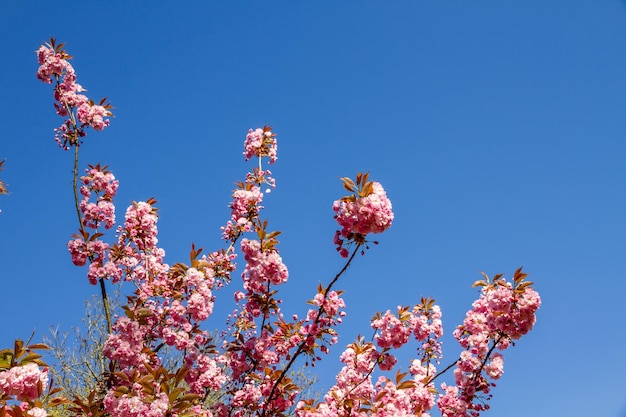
<box><xmin>438</xmin><ymin>269</ymin><xmax>541</xmax><ymax>417</ymax></box>
<box><xmin>103</xmin><ymin>391</ymin><xmax>169</xmax><ymax>417</ymax></box>
<box><xmin>222</xmin><ymin>185</ymin><xmax>264</xmax><ymax>240</ymax></box>
<box><xmin>244</xmin><ymin>126</ymin><xmax>277</xmax><ymax>163</ymax></box>
<box><xmin>241</xmin><ymin>238</ymin><xmax>289</xmax><ymax>295</ymax></box>
<box><xmin>66</xmin><ymin>164</ymin><xmax>119</xmax><ymax>283</ymax></box>
<box><xmin>89</xmin><ymin>127</ymin><xmax>288</xmax><ymax>415</ymax></box>
<box><xmin>0</xmin><ymin>340</ymin><xmax>65</xmax><ymax>417</ymax></box>
<box><xmin>0</xmin><ymin>363</ymin><xmax>48</xmax><ymax>402</ymax></box>
<box><xmin>333</xmin><ymin>173</ymin><xmax>393</xmax><ymax>257</ymax></box>
<box><xmin>79</xmin><ymin>164</ymin><xmax>118</xmax><ymax>230</ymax></box>
<box><xmin>222</xmin><ymin>131</ymin><xmax>278</xmax><ymax>241</ymax></box>
<box><xmin>36</xmin><ymin>38</ymin><xmax>111</xmax><ymax>148</ymax></box>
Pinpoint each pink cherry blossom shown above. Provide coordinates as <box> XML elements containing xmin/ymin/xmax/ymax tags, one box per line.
<box><xmin>372</xmin><ymin>308</ymin><xmax>414</xmax><ymax>349</ymax></box>
<box><xmin>0</xmin><ymin>363</ymin><xmax>48</xmax><ymax>402</ymax></box>
<box><xmin>485</xmin><ymin>353</ymin><xmax>504</xmax><ymax>380</ymax></box>
<box><xmin>28</xmin><ymin>407</ymin><xmax>48</xmax><ymax>417</ymax></box>
<box><xmin>36</xmin><ymin>40</ymin><xmax>112</xmax><ymax>148</ymax></box>
<box><xmin>244</xmin><ymin>126</ymin><xmax>277</xmax><ymax>163</ymax></box>
<box><xmin>36</xmin><ymin>45</ymin><xmax>69</xmax><ymax>83</ymax></box>
<box><xmin>333</xmin><ymin>181</ymin><xmax>393</xmax><ymax>237</ymax></box>
<box><xmin>77</xmin><ymin>102</ymin><xmax>110</xmax><ymax>130</ymax></box>
<box><xmin>103</xmin><ymin>390</ymin><xmax>169</xmax><ymax>417</ymax></box>
<box><xmin>240</xmin><ymin>238</ymin><xmax>289</xmax><ymax>297</ymax></box>
<box><xmin>440</xmin><ymin>271</ymin><xmax>541</xmax><ymax>417</ymax></box>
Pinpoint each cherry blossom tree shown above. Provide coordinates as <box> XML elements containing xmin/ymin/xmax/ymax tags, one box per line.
<box><xmin>0</xmin><ymin>39</ymin><xmax>541</xmax><ymax>417</ymax></box>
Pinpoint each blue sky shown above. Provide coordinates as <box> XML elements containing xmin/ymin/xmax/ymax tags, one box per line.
<box><xmin>1</xmin><ymin>1</ymin><xmax>625</xmax><ymax>416</ymax></box>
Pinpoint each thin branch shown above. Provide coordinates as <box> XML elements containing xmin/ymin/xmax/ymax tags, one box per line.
<box><xmin>424</xmin><ymin>358</ymin><xmax>459</xmax><ymax>386</ymax></box>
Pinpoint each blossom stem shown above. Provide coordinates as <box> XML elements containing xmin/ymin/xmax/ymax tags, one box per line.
<box><xmin>72</xmin><ymin>144</ymin><xmax>82</xmax><ymax>230</ymax></box>
<box><xmin>324</xmin><ymin>243</ymin><xmax>360</xmax><ymax>296</ymax></box>
<box><xmin>425</xmin><ymin>358</ymin><xmax>459</xmax><ymax>386</ymax></box>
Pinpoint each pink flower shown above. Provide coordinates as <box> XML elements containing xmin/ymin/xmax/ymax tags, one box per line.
<box><xmin>122</xmin><ymin>201</ymin><xmax>159</xmax><ymax>251</ymax></box>
<box><xmin>230</xmin><ymin>186</ymin><xmax>263</xmax><ymax>225</ymax></box>
<box><xmin>36</xmin><ymin>45</ymin><xmax>68</xmax><ymax>83</ymax></box>
<box><xmin>240</xmin><ymin>238</ymin><xmax>289</xmax><ymax>295</ymax></box>
<box><xmin>0</xmin><ymin>363</ymin><xmax>48</xmax><ymax>402</ymax></box>
<box><xmin>103</xmin><ymin>317</ymin><xmax>149</xmax><ymax>367</ymax></box>
<box><xmin>77</xmin><ymin>103</ymin><xmax>111</xmax><ymax>130</ymax></box>
<box><xmin>28</xmin><ymin>408</ymin><xmax>47</xmax><ymax>417</ymax></box>
<box><xmin>371</xmin><ymin>308</ymin><xmax>413</xmax><ymax>349</ymax></box>
<box><xmin>36</xmin><ymin>40</ymin><xmax>112</xmax><ymax>148</ymax></box>
<box><xmin>243</xmin><ymin>127</ymin><xmax>277</xmax><ymax>163</ymax></box>
<box><xmin>68</xmin><ymin>238</ymin><xmax>88</xmax><ymax>266</ymax></box>
<box><xmin>377</xmin><ymin>352</ymin><xmax>398</xmax><ymax>371</ymax></box>
<box><xmin>333</xmin><ymin>181</ymin><xmax>394</xmax><ymax>237</ymax></box>
<box><xmin>485</xmin><ymin>353</ymin><xmax>504</xmax><ymax>379</ymax></box>
<box><xmin>103</xmin><ymin>391</ymin><xmax>169</xmax><ymax>417</ymax></box>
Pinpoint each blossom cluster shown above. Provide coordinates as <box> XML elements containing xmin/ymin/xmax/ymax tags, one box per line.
<box><xmin>241</xmin><ymin>238</ymin><xmax>288</xmax><ymax>294</ymax></box>
<box><xmin>222</xmin><ymin>185</ymin><xmax>264</xmax><ymax>240</ymax></box>
<box><xmin>66</xmin><ymin>164</ymin><xmax>119</xmax><ymax>284</ymax></box>
<box><xmin>103</xmin><ymin>391</ymin><xmax>169</xmax><ymax>417</ymax></box>
<box><xmin>36</xmin><ymin>38</ymin><xmax>111</xmax><ymax>148</ymax></box>
<box><xmin>0</xmin><ymin>340</ymin><xmax>62</xmax><ymax>417</ymax></box>
<box><xmin>78</xmin><ymin>165</ymin><xmax>118</xmax><ymax>230</ymax></box>
<box><xmin>333</xmin><ymin>181</ymin><xmax>394</xmax><ymax>236</ymax></box>
<box><xmin>0</xmin><ymin>363</ymin><xmax>48</xmax><ymax>402</ymax></box>
<box><xmin>222</xmin><ymin>128</ymin><xmax>277</xmax><ymax>241</ymax></box>
<box><xmin>438</xmin><ymin>270</ymin><xmax>542</xmax><ymax>417</ymax></box>
<box><xmin>333</xmin><ymin>173</ymin><xmax>393</xmax><ymax>257</ymax></box>
<box><xmin>244</xmin><ymin>126</ymin><xmax>277</xmax><ymax>163</ymax></box>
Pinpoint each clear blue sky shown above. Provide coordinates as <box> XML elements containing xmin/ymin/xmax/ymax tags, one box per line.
<box><xmin>1</xmin><ymin>1</ymin><xmax>625</xmax><ymax>416</ymax></box>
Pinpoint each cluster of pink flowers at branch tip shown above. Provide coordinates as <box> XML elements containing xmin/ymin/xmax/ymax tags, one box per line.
<box><xmin>0</xmin><ymin>364</ymin><xmax>49</xmax><ymax>417</ymax></box>
<box><xmin>0</xmin><ymin>340</ymin><xmax>59</xmax><ymax>417</ymax></box>
<box><xmin>244</xmin><ymin>126</ymin><xmax>278</xmax><ymax>163</ymax></box>
<box><xmin>333</xmin><ymin>173</ymin><xmax>394</xmax><ymax>257</ymax></box>
<box><xmin>36</xmin><ymin>38</ymin><xmax>112</xmax><ymax>149</ymax></box>
<box><xmin>0</xmin><ymin>363</ymin><xmax>48</xmax><ymax>403</ymax></box>
<box><xmin>28</xmin><ymin>39</ymin><xmax>543</xmax><ymax>417</ymax></box>
<box><xmin>67</xmin><ymin>164</ymin><xmax>120</xmax><ymax>284</ymax></box>
<box><xmin>222</xmin><ymin>126</ymin><xmax>277</xmax><ymax>241</ymax></box>
<box><xmin>438</xmin><ymin>269</ymin><xmax>541</xmax><ymax>417</ymax></box>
